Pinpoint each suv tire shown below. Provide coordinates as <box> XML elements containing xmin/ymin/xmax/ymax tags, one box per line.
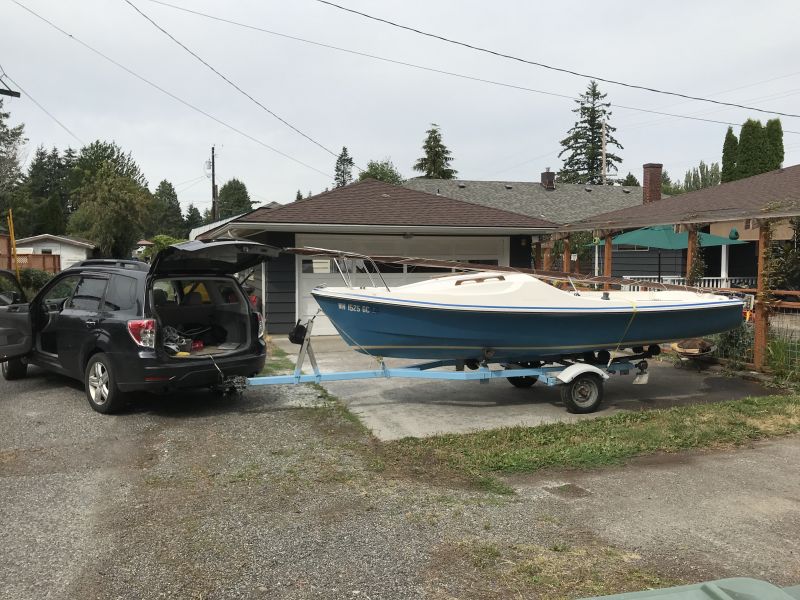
<box><xmin>85</xmin><ymin>353</ymin><xmax>126</xmax><ymax>414</ymax></box>
<box><xmin>1</xmin><ymin>358</ymin><xmax>27</xmax><ymax>381</ymax></box>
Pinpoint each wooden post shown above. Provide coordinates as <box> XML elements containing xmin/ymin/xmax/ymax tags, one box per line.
<box><xmin>534</xmin><ymin>242</ymin><xmax>542</xmax><ymax>270</ymax></box>
<box><xmin>753</xmin><ymin>222</ymin><xmax>771</xmax><ymax>371</ymax></box>
<box><xmin>543</xmin><ymin>246</ymin><xmax>552</xmax><ymax>270</ymax></box>
<box><xmin>603</xmin><ymin>234</ymin><xmax>613</xmax><ymax>289</ymax></box>
<box><xmin>562</xmin><ymin>238</ymin><xmax>571</xmax><ymax>274</ymax></box>
<box><xmin>685</xmin><ymin>227</ymin><xmax>697</xmax><ymax>283</ymax></box>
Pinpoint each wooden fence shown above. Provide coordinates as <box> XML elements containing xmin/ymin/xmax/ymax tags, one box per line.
<box><xmin>0</xmin><ymin>253</ymin><xmax>61</xmax><ymax>273</ymax></box>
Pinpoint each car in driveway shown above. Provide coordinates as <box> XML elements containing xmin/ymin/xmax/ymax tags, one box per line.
<box><xmin>0</xmin><ymin>239</ymin><xmax>279</xmax><ymax>413</ymax></box>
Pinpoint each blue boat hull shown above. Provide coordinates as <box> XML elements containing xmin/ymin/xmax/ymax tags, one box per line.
<box><xmin>312</xmin><ymin>294</ymin><xmax>744</xmax><ymax>361</ymax></box>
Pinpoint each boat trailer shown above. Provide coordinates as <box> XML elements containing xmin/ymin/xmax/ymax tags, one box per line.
<box><xmin>246</xmin><ymin>318</ymin><xmax>655</xmax><ymax>414</ymax></box>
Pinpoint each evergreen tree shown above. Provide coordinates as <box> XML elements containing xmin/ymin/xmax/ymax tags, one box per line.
<box><xmin>661</xmin><ymin>170</ymin><xmax>683</xmax><ymax>196</ymax></box>
<box><xmin>721</xmin><ymin>126</ymin><xmax>738</xmax><ymax>183</ymax></box>
<box><xmin>620</xmin><ymin>172</ymin><xmax>639</xmax><ymax>186</ymax></box>
<box><xmin>0</xmin><ymin>99</ymin><xmax>27</xmax><ymax>215</ymax></box>
<box><xmin>682</xmin><ymin>161</ymin><xmax>720</xmax><ymax>192</ymax></box>
<box><xmin>558</xmin><ymin>81</ymin><xmax>622</xmax><ymax>184</ymax></box>
<box><xmin>358</xmin><ymin>158</ymin><xmax>403</xmax><ymax>185</ymax></box>
<box><xmin>13</xmin><ymin>146</ymin><xmax>71</xmax><ymax>236</ymax></box>
<box><xmin>333</xmin><ymin>146</ymin><xmax>354</xmax><ymax>188</ymax></box>
<box><xmin>184</xmin><ymin>203</ymin><xmax>203</xmax><ymax>236</ymax></box>
<box><xmin>151</xmin><ymin>180</ymin><xmax>184</xmax><ymax>238</ymax></box>
<box><xmin>295</xmin><ymin>190</ymin><xmax>303</xmax><ymax>201</ymax></box>
<box><xmin>735</xmin><ymin>119</ymin><xmax>771</xmax><ymax>180</ymax></box>
<box><xmin>217</xmin><ymin>178</ymin><xmax>252</xmax><ymax>219</ymax></box>
<box><xmin>765</xmin><ymin>118</ymin><xmax>784</xmax><ymax>170</ymax></box>
<box><xmin>413</xmin><ymin>123</ymin><xmax>457</xmax><ymax>179</ymax></box>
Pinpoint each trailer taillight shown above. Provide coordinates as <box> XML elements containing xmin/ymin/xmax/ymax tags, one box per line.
<box><xmin>127</xmin><ymin>319</ymin><xmax>156</xmax><ymax>348</ymax></box>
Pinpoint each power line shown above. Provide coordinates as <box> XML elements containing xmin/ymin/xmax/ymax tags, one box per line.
<box><xmin>0</xmin><ymin>67</ymin><xmax>84</xmax><ymax>144</ymax></box>
<box><xmin>122</xmin><ymin>0</ymin><xmax>350</xmax><ymax>169</ymax></box>
<box><xmin>314</xmin><ymin>0</ymin><xmax>800</xmax><ymax>120</ymax></box>
<box><xmin>145</xmin><ymin>0</ymin><xmax>800</xmax><ymax>136</ymax></box>
<box><xmin>11</xmin><ymin>1</ymin><xmax>332</xmax><ymax>179</ymax></box>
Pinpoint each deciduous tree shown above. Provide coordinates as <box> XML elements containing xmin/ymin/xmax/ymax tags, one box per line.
<box><xmin>358</xmin><ymin>158</ymin><xmax>403</xmax><ymax>185</ymax></box>
<box><xmin>413</xmin><ymin>124</ymin><xmax>457</xmax><ymax>179</ymax></box>
<box><xmin>67</xmin><ymin>164</ymin><xmax>149</xmax><ymax>257</ymax></box>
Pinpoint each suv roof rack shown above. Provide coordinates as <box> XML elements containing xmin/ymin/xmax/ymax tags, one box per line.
<box><xmin>71</xmin><ymin>259</ymin><xmax>149</xmax><ymax>271</ymax></box>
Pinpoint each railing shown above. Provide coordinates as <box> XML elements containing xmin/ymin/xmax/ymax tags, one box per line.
<box><xmin>622</xmin><ymin>275</ymin><xmax>757</xmax><ymax>290</ymax></box>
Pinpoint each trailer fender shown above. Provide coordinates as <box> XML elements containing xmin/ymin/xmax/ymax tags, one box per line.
<box><xmin>556</xmin><ymin>363</ymin><xmax>609</xmax><ymax>384</ymax></box>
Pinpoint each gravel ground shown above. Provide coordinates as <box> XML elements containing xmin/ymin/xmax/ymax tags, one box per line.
<box><xmin>2</xmin><ymin>366</ymin><xmax>799</xmax><ymax>599</ymax></box>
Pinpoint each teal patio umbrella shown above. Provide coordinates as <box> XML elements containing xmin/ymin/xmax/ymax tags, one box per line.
<box><xmin>604</xmin><ymin>225</ymin><xmax>745</xmax><ymax>282</ymax></box>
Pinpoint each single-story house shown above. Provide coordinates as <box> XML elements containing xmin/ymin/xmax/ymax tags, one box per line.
<box><xmin>404</xmin><ymin>164</ymin><xmax>688</xmax><ymax>278</ymax></box>
<box><xmin>199</xmin><ymin>178</ymin><xmax>556</xmax><ymax>334</ymax></box>
<box><xmin>14</xmin><ymin>234</ymin><xmax>96</xmax><ymax>271</ymax></box>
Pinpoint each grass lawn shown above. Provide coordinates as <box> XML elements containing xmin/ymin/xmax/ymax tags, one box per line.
<box><xmin>376</xmin><ymin>393</ymin><xmax>800</xmax><ymax>490</ymax></box>
<box><xmin>259</xmin><ymin>341</ymin><xmax>295</xmax><ymax>375</ymax></box>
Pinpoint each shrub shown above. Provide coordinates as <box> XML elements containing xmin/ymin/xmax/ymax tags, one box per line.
<box><xmin>19</xmin><ymin>268</ymin><xmax>54</xmax><ymax>293</ymax></box>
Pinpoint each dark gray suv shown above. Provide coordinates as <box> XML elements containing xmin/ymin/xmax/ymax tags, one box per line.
<box><xmin>0</xmin><ymin>240</ymin><xmax>278</xmax><ymax>413</ymax></box>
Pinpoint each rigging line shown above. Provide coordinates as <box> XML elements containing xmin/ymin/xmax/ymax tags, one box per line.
<box><xmin>1</xmin><ymin>72</ymin><xmax>84</xmax><ymax>144</ymax></box>
<box><xmin>314</xmin><ymin>0</ymin><xmax>800</xmax><ymax>119</ymax></box>
<box><xmin>122</xmin><ymin>0</ymin><xmax>354</xmax><ymax>169</ymax></box>
<box><xmin>145</xmin><ymin>0</ymin><xmax>800</xmax><ymax>136</ymax></box>
<box><xmin>11</xmin><ymin>1</ymin><xmax>332</xmax><ymax>179</ymax></box>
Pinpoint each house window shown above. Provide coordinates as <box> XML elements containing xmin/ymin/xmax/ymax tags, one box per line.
<box><xmin>744</xmin><ymin>218</ymin><xmax>757</xmax><ymax>230</ymax></box>
<box><xmin>40</xmin><ymin>248</ymin><xmax>53</xmax><ymax>255</ymax></box>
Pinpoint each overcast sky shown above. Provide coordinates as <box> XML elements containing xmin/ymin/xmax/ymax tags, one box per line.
<box><xmin>3</xmin><ymin>0</ymin><xmax>800</xmax><ymax>214</ymax></box>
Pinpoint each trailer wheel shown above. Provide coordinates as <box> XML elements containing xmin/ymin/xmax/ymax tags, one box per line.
<box><xmin>561</xmin><ymin>373</ymin><xmax>603</xmax><ymax>414</ymax></box>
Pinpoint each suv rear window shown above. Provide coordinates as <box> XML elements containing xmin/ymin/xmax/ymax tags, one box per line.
<box><xmin>103</xmin><ymin>275</ymin><xmax>140</xmax><ymax>314</ymax></box>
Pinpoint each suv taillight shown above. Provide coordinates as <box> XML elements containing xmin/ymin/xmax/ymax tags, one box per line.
<box><xmin>256</xmin><ymin>313</ymin><xmax>265</xmax><ymax>338</ymax></box>
<box><xmin>127</xmin><ymin>319</ymin><xmax>156</xmax><ymax>348</ymax></box>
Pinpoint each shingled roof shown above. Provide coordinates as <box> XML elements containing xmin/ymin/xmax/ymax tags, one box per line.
<box><xmin>559</xmin><ymin>164</ymin><xmax>800</xmax><ymax>232</ymax></box>
<box><xmin>234</xmin><ymin>178</ymin><xmax>556</xmax><ymax>229</ymax></box>
<box><xmin>404</xmin><ymin>178</ymin><xmax>644</xmax><ymax>225</ymax></box>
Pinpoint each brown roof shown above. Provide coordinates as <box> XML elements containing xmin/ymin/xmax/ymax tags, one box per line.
<box><xmin>560</xmin><ymin>164</ymin><xmax>800</xmax><ymax>232</ymax></box>
<box><xmin>236</xmin><ymin>179</ymin><xmax>556</xmax><ymax>229</ymax></box>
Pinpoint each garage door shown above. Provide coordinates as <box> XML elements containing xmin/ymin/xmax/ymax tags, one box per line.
<box><xmin>296</xmin><ymin>234</ymin><xmax>509</xmax><ymax>336</ymax></box>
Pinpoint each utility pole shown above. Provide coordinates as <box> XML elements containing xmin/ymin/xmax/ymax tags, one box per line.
<box><xmin>211</xmin><ymin>145</ymin><xmax>218</xmax><ymax>221</ymax></box>
<box><xmin>601</xmin><ymin>120</ymin><xmax>607</xmax><ymax>185</ymax></box>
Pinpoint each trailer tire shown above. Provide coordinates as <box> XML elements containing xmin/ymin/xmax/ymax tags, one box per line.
<box><xmin>508</xmin><ymin>376</ymin><xmax>537</xmax><ymax>388</ymax></box>
<box><xmin>561</xmin><ymin>373</ymin><xmax>603</xmax><ymax>414</ymax></box>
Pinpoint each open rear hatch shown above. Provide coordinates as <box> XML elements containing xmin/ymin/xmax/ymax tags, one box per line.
<box><xmin>148</xmin><ymin>240</ymin><xmax>279</xmax><ymax>359</ymax></box>
<box><xmin>149</xmin><ymin>239</ymin><xmax>280</xmax><ymax>276</ymax></box>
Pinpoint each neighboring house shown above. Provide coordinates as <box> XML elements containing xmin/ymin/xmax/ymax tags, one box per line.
<box><xmin>134</xmin><ymin>239</ymin><xmax>154</xmax><ymax>259</ymax></box>
<box><xmin>404</xmin><ymin>163</ymin><xmax>685</xmax><ymax>277</ymax></box>
<box><xmin>13</xmin><ymin>234</ymin><xmax>96</xmax><ymax>272</ymax></box>
<box><xmin>198</xmin><ymin>179</ymin><xmax>555</xmax><ymax>334</ymax></box>
<box><xmin>560</xmin><ymin>164</ymin><xmax>800</xmax><ymax>284</ymax></box>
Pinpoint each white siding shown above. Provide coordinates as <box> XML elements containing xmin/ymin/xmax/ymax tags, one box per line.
<box><xmin>16</xmin><ymin>240</ymin><xmax>91</xmax><ymax>270</ymax></box>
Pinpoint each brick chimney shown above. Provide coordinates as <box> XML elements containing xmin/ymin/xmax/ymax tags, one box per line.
<box><xmin>642</xmin><ymin>163</ymin><xmax>662</xmax><ymax>203</ymax></box>
<box><xmin>540</xmin><ymin>167</ymin><xmax>556</xmax><ymax>190</ymax></box>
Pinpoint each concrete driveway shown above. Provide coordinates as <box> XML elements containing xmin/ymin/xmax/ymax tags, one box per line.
<box><xmin>275</xmin><ymin>336</ymin><xmax>775</xmax><ymax>440</ymax></box>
